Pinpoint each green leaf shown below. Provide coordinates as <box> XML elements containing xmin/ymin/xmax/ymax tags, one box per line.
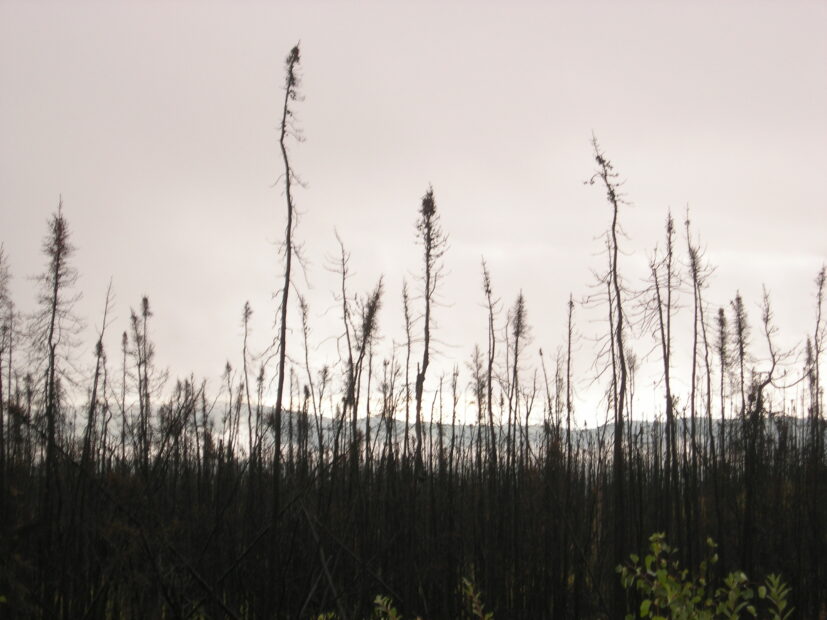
<box><xmin>641</xmin><ymin>599</ymin><xmax>651</xmax><ymax>617</ymax></box>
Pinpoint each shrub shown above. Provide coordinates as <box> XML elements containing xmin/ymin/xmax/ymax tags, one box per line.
<box><xmin>315</xmin><ymin>578</ymin><xmax>492</xmax><ymax>620</ymax></box>
<box><xmin>618</xmin><ymin>533</ymin><xmax>793</xmax><ymax>620</ymax></box>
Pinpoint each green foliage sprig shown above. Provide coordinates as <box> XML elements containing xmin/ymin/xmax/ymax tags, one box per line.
<box><xmin>618</xmin><ymin>533</ymin><xmax>793</xmax><ymax>620</ymax></box>
<box><xmin>315</xmin><ymin>578</ymin><xmax>492</xmax><ymax>620</ymax></box>
<box><xmin>462</xmin><ymin>577</ymin><xmax>494</xmax><ymax>620</ymax></box>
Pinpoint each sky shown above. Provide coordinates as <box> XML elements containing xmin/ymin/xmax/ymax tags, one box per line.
<box><xmin>1</xmin><ymin>1</ymin><xmax>825</xmax><ymax>425</ymax></box>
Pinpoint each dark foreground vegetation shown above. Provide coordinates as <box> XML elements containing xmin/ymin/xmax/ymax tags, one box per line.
<box><xmin>0</xmin><ymin>45</ymin><xmax>824</xmax><ymax>619</ymax></box>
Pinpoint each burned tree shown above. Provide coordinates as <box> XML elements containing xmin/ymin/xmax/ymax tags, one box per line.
<box><xmin>589</xmin><ymin>138</ymin><xmax>630</xmax><ymax>616</ymax></box>
<box><xmin>481</xmin><ymin>260</ymin><xmax>499</xmax><ymax>473</ymax></box>
<box><xmin>27</xmin><ymin>200</ymin><xmax>82</xmax><ymax>614</ymax></box>
<box><xmin>129</xmin><ymin>296</ymin><xmax>155</xmax><ymax>475</ymax></box>
<box><xmin>30</xmin><ymin>201</ymin><xmax>81</xmax><ymax>510</ymax></box>
<box><xmin>413</xmin><ymin>187</ymin><xmax>447</xmax><ymax>474</ymax></box>
<box><xmin>273</xmin><ymin>43</ymin><xmax>301</xmax><ymax>520</ymax></box>
<box><xmin>644</xmin><ymin>213</ymin><xmax>680</xmax><ymax>536</ymax></box>
<box><xmin>731</xmin><ymin>291</ymin><xmax>750</xmax><ymax>417</ymax></box>
<box><xmin>0</xmin><ymin>245</ymin><xmax>11</xmax><ymax>525</ymax></box>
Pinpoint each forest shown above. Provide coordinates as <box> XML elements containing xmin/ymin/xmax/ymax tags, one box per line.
<box><xmin>0</xmin><ymin>45</ymin><xmax>824</xmax><ymax>619</ymax></box>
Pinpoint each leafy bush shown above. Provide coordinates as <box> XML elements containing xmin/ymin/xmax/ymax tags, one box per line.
<box><xmin>618</xmin><ymin>533</ymin><xmax>793</xmax><ymax>620</ymax></box>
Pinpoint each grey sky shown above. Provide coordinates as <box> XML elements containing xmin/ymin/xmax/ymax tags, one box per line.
<box><xmin>1</xmin><ymin>1</ymin><xmax>825</xmax><ymax>423</ymax></box>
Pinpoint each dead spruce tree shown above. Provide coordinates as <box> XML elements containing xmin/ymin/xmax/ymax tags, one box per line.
<box><xmin>31</xmin><ymin>201</ymin><xmax>81</xmax><ymax>499</ymax></box>
<box><xmin>685</xmin><ymin>214</ymin><xmax>724</xmax><ymax>567</ymax></box>
<box><xmin>507</xmin><ymin>292</ymin><xmax>529</xmax><ymax>471</ymax></box>
<box><xmin>643</xmin><ymin>212</ymin><xmax>680</xmax><ymax>536</ymax></box>
<box><xmin>731</xmin><ymin>291</ymin><xmax>750</xmax><ymax>418</ymax></box>
<box><xmin>273</xmin><ymin>43</ymin><xmax>301</xmax><ymax>522</ymax></box>
<box><xmin>809</xmin><ymin>267</ymin><xmax>825</xmax><ymax>439</ymax></box>
<box><xmin>0</xmin><ymin>245</ymin><xmax>11</xmax><ymax>526</ymax></box>
<box><xmin>241</xmin><ymin>301</ymin><xmax>256</xmax><ymax>461</ymax></box>
<box><xmin>413</xmin><ymin>187</ymin><xmax>447</xmax><ymax>475</ymax></box>
<box><xmin>806</xmin><ymin>266</ymin><xmax>825</xmax><ymax>604</ymax></box>
<box><xmin>28</xmin><ymin>199</ymin><xmax>82</xmax><ymax>613</ymax></box>
<box><xmin>716</xmin><ymin>307</ymin><xmax>730</xmax><ymax>461</ymax></box>
<box><xmin>336</xmin><ymin>239</ymin><xmax>384</xmax><ymax>473</ymax></box>
<box><xmin>481</xmin><ymin>259</ymin><xmax>499</xmax><ymax>473</ymax></box>
<box><xmin>589</xmin><ymin>138</ymin><xmax>630</xmax><ymax>617</ymax></box>
<box><xmin>402</xmin><ymin>279</ymin><xmax>413</xmax><ymax>461</ymax></box>
<box><xmin>129</xmin><ymin>296</ymin><xmax>155</xmax><ymax>475</ymax></box>
<box><xmin>79</xmin><ymin>282</ymin><xmax>114</xmax><ymax>477</ymax></box>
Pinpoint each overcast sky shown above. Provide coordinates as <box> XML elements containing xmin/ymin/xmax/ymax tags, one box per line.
<box><xmin>1</xmin><ymin>1</ymin><xmax>825</xmax><ymax>424</ymax></box>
